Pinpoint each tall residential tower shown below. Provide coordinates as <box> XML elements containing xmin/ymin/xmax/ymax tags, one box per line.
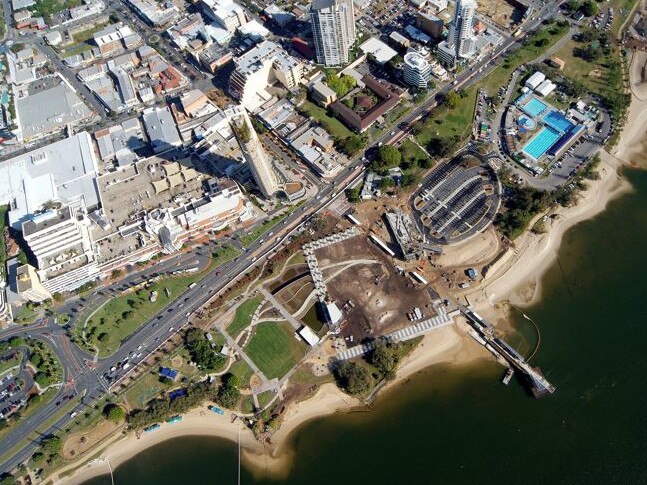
<box><xmin>233</xmin><ymin>111</ymin><xmax>280</xmax><ymax>197</ymax></box>
<box><xmin>437</xmin><ymin>0</ymin><xmax>478</xmax><ymax>66</ymax></box>
<box><xmin>448</xmin><ymin>0</ymin><xmax>477</xmax><ymax>57</ymax></box>
<box><xmin>310</xmin><ymin>0</ymin><xmax>356</xmax><ymax>66</ymax></box>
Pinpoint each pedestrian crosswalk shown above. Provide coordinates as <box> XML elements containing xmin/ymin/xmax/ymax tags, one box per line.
<box><xmin>335</xmin><ymin>306</ymin><xmax>453</xmax><ymax>362</ymax></box>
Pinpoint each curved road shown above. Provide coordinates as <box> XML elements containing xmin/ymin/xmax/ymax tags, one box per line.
<box><xmin>0</xmin><ymin>1</ymin><xmax>563</xmax><ymax>473</ymax></box>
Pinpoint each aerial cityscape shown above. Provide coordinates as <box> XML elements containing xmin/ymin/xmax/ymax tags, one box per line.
<box><xmin>0</xmin><ymin>0</ymin><xmax>645</xmax><ymax>481</ymax></box>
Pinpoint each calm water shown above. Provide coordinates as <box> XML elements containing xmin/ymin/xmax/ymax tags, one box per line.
<box><xmin>86</xmin><ymin>169</ymin><xmax>647</xmax><ymax>485</ymax></box>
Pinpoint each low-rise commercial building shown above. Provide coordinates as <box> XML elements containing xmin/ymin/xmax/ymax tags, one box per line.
<box><xmin>143</xmin><ymin>106</ymin><xmax>183</xmax><ymax>153</ymax></box>
<box><xmin>199</xmin><ymin>0</ymin><xmax>247</xmax><ymax>32</ymax></box>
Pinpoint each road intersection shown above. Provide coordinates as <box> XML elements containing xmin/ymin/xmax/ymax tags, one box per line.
<box><xmin>0</xmin><ymin>1</ymin><xmax>565</xmax><ymax>472</ymax></box>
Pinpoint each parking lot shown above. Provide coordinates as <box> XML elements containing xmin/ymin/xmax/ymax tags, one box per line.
<box><xmin>412</xmin><ymin>152</ymin><xmax>501</xmax><ymax>245</ymax></box>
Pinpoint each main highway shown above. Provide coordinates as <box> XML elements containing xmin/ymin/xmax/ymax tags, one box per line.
<box><xmin>0</xmin><ymin>0</ymin><xmax>563</xmax><ymax>473</ymax></box>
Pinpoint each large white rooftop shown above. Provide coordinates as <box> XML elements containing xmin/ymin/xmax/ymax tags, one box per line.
<box><xmin>0</xmin><ymin>133</ymin><xmax>100</xmax><ymax>230</ymax></box>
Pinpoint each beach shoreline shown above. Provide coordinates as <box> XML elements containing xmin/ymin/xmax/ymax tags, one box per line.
<box><xmin>54</xmin><ymin>45</ymin><xmax>647</xmax><ymax>485</ymax></box>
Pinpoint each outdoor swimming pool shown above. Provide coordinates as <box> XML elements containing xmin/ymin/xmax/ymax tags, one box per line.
<box><xmin>523</xmin><ymin>126</ymin><xmax>561</xmax><ymax>160</ymax></box>
<box><xmin>543</xmin><ymin>110</ymin><xmax>574</xmax><ymax>133</ymax></box>
<box><xmin>522</xmin><ymin>98</ymin><xmax>548</xmax><ymax>117</ymax></box>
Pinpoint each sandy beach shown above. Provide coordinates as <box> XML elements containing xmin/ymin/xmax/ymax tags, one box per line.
<box><xmin>53</xmin><ymin>40</ymin><xmax>647</xmax><ymax>485</ymax></box>
<box><xmin>55</xmin><ymin>326</ymin><xmax>483</xmax><ymax>484</ymax></box>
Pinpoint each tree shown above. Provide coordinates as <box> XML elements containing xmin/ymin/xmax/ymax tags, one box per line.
<box><xmin>41</xmin><ymin>435</ymin><xmax>62</xmax><ymax>457</ymax></box>
<box><xmin>110</xmin><ymin>269</ymin><xmax>123</xmax><ymax>279</ymax></box>
<box><xmin>325</xmin><ymin>73</ymin><xmax>357</xmax><ymax>97</ymax></box>
<box><xmin>334</xmin><ymin>361</ymin><xmax>372</xmax><ymax>395</ymax></box>
<box><xmin>104</xmin><ymin>404</ymin><xmax>126</xmax><ymax>423</ymax></box>
<box><xmin>52</xmin><ymin>292</ymin><xmax>64</xmax><ymax>303</ymax></box>
<box><xmin>581</xmin><ymin>0</ymin><xmax>598</xmax><ymax>16</ymax></box>
<box><xmin>0</xmin><ymin>474</ymin><xmax>15</xmax><ymax>485</ymax></box>
<box><xmin>185</xmin><ymin>328</ymin><xmax>225</xmax><ymax>371</ymax></box>
<box><xmin>443</xmin><ymin>91</ymin><xmax>461</xmax><ymax>109</ymax></box>
<box><xmin>371</xmin><ymin>145</ymin><xmax>401</xmax><ymax>171</ymax></box>
<box><xmin>368</xmin><ymin>339</ymin><xmax>401</xmax><ymax>375</ymax></box>
<box><xmin>97</xmin><ymin>332</ymin><xmax>109</xmax><ymax>343</ymax></box>
<box><xmin>218</xmin><ymin>386</ymin><xmax>240</xmax><ymax>409</ymax></box>
<box><xmin>345</xmin><ymin>188</ymin><xmax>361</xmax><ymax>203</ymax></box>
<box><xmin>534</xmin><ymin>37</ymin><xmax>549</xmax><ymax>47</ymax></box>
<box><xmin>379</xmin><ymin>177</ymin><xmax>395</xmax><ymax>191</ymax></box>
<box><xmin>337</xmin><ymin>135</ymin><xmax>364</xmax><ymax>156</ymax></box>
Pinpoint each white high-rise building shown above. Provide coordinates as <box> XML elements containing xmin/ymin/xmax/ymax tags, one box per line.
<box><xmin>403</xmin><ymin>52</ymin><xmax>433</xmax><ymax>88</ymax></box>
<box><xmin>448</xmin><ymin>0</ymin><xmax>477</xmax><ymax>58</ymax></box>
<box><xmin>233</xmin><ymin>112</ymin><xmax>280</xmax><ymax>197</ymax></box>
<box><xmin>310</xmin><ymin>0</ymin><xmax>356</xmax><ymax>66</ymax></box>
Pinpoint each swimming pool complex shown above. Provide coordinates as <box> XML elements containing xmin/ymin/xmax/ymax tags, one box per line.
<box><xmin>522</xmin><ymin>98</ymin><xmax>548</xmax><ymax>117</ymax></box>
<box><xmin>542</xmin><ymin>110</ymin><xmax>574</xmax><ymax>133</ymax></box>
<box><xmin>522</xmin><ymin>127</ymin><xmax>561</xmax><ymax>160</ymax></box>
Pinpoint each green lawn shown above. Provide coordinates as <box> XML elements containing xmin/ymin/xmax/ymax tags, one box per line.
<box><xmin>610</xmin><ymin>0</ymin><xmax>640</xmax><ymax>35</ymax></box>
<box><xmin>228</xmin><ymin>359</ymin><xmax>254</xmax><ymax>387</ymax></box>
<box><xmin>416</xmin><ymin>22</ymin><xmax>570</xmax><ymax>150</ymax></box>
<box><xmin>257</xmin><ymin>390</ymin><xmax>275</xmax><ymax>409</ymax></box>
<box><xmin>399</xmin><ymin>139</ymin><xmax>431</xmax><ymax>166</ymax></box>
<box><xmin>226</xmin><ymin>296</ymin><xmax>262</xmax><ymax>338</ymax></box>
<box><xmin>32</xmin><ymin>0</ymin><xmax>82</xmax><ymax>21</ymax></box>
<box><xmin>416</xmin><ymin>88</ymin><xmax>478</xmax><ymax>145</ymax></box>
<box><xmin>124</xmin><ymin>370</ymin><xmax>172</xmax><ymax>410</ymax></box>
<box><xmin>245</xmin><ymin>321</ymin><xmax>307</xmax><ymax>380</ymax></box>
<box><xmin>83</xmin><ymin>266</ymin><xmax>215</xmax><ymax>357</ymax></box>
<box><xmin>239</xmin><ymin>206</ymin><xmax>297</xmax><ymax>247</ymax></box>
<box><xmin>299</xmin><ymin>100</ymin><xmax>354</xmax><ymax>140</ymax></box>
<box><xmin>0</xmin><ymin>353</ymin><xmax>22</xmax><ymax>377</ymax></box>
<box><xmin>211</xmin><ymin>244</ymin><xmax>240</xmax><ymax>266</ymax></box>
<box><xmin>554</xmin><ymin>39</ymin><xmax>611</xmax><ymax>98</ymax></box>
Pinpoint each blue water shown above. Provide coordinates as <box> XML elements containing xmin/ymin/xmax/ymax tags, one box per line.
<box><xmin>518</xmin><ymin>116</ymin><xmax>536</xmax><ymax>130</ymax></box>
<box><xmin>522</xmin><ymin>98</ymin><xmax>548</xmax><ymax>117</ymax></box>
<box><xmin>523</xmin><ymin>126</ymin><xmax>561</xmax><ymax>159</ymax></box>
<box><xmin>543</xmin><ymin>110</ymin><xmax>574</xmax><ymax>133</ymax></box>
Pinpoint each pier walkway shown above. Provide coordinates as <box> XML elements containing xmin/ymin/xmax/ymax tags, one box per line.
<box><xmin>459</xmin><ymin>305</ymin><xmax>556</xmax><ymax>397</ymax></box>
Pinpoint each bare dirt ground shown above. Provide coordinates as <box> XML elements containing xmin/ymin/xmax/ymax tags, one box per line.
<box><xmin>316</xmin><ymin>237</ymin><xmax>437</xmax><ymax>341</ymax></box>
<box><xmin>478</xmin><ymin>0</ymin><xmax>524</xmax><ymax>28</ymax></box>
<box><xmin>62</xmin><ymin>420</ymin><xmax>123</xmax><ymax>460</ymax></box>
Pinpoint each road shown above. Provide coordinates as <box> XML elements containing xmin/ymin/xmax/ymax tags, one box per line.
<box><xmin>0</xmin><ymin>0</ymin><xmax>565</xmax><ymax>473</ymax></box>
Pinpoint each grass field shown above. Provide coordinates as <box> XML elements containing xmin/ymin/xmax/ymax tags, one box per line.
<box><xmin>554</xmin><ymin>39</ymin><xmax>611</xmax><ymax>97</ymax></box>
<box><xmin>123</xmin><ymin>370</ymin><xmax>172</xmax><ymax>410</ymax></box>
<box><xmin>226</xmin><ymin>296</ymin><xmax>263</xmax><ymax>338</ymax></box>
<box><xmin>257</xmin><ymin>390</ymin><xmax>275</xmax><ymax>409</ymax></box>
<box><xmin>399</xmin><ymin>139</ymin><xmax>431</xmax><ymax>166</ymax></box>
<box><xmin>416</xmin><ymin>88</ymin><xmax>478</xmax><ymax>145</ymax></box>
<box><xmin>245</xmin><ymin>322</ymin><xmax>307</xmax><ymax>380</ymax></box>
<box><xmin>0</xmin><ymin>352</ymin><xmax>21</xmax><ymax>377</ymax></box>
<box><xmin>229</xmin><ymin>359</ymin><xmax>254</xmax><ymax>387</ymax></box>
<box><xmin>211</xmin><ymin>244</ymin><xmax>240</xmax><ymax>266</ymax></box>
<box><xmin>416</xmin><ymin>22</ymin><xmax>570</xmax><ymax>149</ymax></box>
<box><xmin>83</xmin><ymin>266</ymin><xmax>214</xmax><ymax>357</ymax></box>
<box><xmin>299</xmin><ymin>100</ymin><xmax>354</xmax><ymax>141</ymax></box>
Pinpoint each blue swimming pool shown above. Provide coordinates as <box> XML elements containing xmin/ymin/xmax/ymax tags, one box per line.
<box><xmin>542</xmin><ymin>110</ymin><xmax>574</xmax><ymax>133</ymax></box>
<box><xmin>522</xmin><ymin>98</ymin><xmax>548</xmax><ymax>117</ymax></box>
<box><xmin>523</xmin><ymin>126</ymin><xmax>561</xmax><ymax>160</ymax></box>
